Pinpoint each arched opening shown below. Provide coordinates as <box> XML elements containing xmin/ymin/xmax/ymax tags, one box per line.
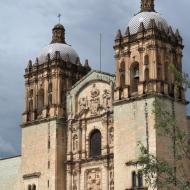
<box><xmin>89</xmin><ymin>129</ymin><xmax>101</xmax><ymax>158</ymax></box>
<box><xmin>138</xmin><ymin>171</ymin><xmax>143</xmax><ymax>187</ymax></box>
<box><xmin>144</xmin><ymin>68</ymin><xmax>149</xmax><ymax>82</ymax></box>
<box><xmin>157</xmin><ymin>67</ymin><xmax>162</xmax><ymax>80</ymax></box>
<box><xmin>37</xmin><ymin>88</ymin><xmax>44</xmax><ymax>115</ymax></box>
<box><xmin>132</xmin><ymin>171</ymin><xmax>137</xmax><ymax>188</ymax></box>
<box><xmin>48</xmin><ymin>83</ymin><xmax>53</xmax><ymax>93</ymax></box>
<box><xmin>130</xmin><ymin>62</ymin><xmax>140</xmax><ymax>93</ymax></box>
<box><xmin>165</xmin><ymin>62</ymin><xmax>169</xmax><ymax>81</ymax></box>
<box><xmin>32</xmin><ymin>184</ymin><xmax>36</xmax><ymax>190</ymax></box>
<box><xmin>29</xmin><ymin>99</ymin><xmax>33</xmax><ymax>112</ymax></box>
<box><xmin>120</xmin><ymin>74</ymin><xmax>125</xmax><ymax>89</ymax></box>
<box><xmin>48</xmin><ymin>94</ymin><xmax>52</xmax><ymax>105</ymax></box>
<box><xmin>28</xmin><ymin>185</ymin><xmax>32</xmax><ymax>190</ymax></box>
<box><xmin>119</xmin><ymin>61</ymin><xmax>125</xmax><ymax>88</ymax></box>
<box><xmin>144</xmin><ymin>55</ymin><xmax>149</xmax><ymax>65</ymax></box>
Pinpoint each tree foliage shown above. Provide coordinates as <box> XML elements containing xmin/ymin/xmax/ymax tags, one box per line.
<box><xmin>137</xmin><ymin>65</ymin><xmax>190</xmax><ymax>190</ymax></box>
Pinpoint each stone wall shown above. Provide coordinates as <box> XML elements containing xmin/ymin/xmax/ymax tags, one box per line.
<box><xmin>0</xmin><ymin>156</ymin><xmax>21</xmax><ymax>190</ymax></box>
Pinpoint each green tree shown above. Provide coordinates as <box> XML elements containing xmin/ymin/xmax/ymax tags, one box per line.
<box><xmin>137</xmin><ymin>65</ymin><xmax>190</xmax><ymax>190</ymax></box>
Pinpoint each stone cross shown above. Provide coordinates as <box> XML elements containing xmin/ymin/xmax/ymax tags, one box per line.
<box><xmin>58</xmin><ymin>13</ymin><xmax>61</xmax><ymax>24</ymax></box>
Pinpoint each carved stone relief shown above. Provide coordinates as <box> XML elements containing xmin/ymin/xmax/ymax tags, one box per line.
<box><xmin>89</xmin><ymin>84</ymin><xmax>100</xmax><ymax>115</ymax></box>
<box><xmin>86</xmin><ymin>168</ymin><xmax>101</xmax><ymax>190</ymax></box>
<box><xmin>102</xmin><ymin>89</ymin><xmax>111</xmax><ymax>108</ymax></box>
<box><xmin>78</xmin><ymin>83</ymin><xmax>112</xmax><ymax>117</ymax></box>
<box><xmin>79</xmin><ymin>97</ymin><xmax>88</xmax><ymax>113</ymax></box>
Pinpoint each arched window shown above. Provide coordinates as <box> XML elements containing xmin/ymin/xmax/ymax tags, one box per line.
<box><xmin>130</xmin><ymin>62</ymin><xmax>140</xmax><ymax>93</ymax></box>
<box><xmin>48</xmin><ymin>94</ymin><xmax>52</xmax><ymax>105</ymax></box>
<box><xmin>29</xmin><ymin>89</ymin><xmax>33</xmax><ymax>98</ymax></box>
<box><xmin>157</xmin><ymin>67</ymin><xmax>162</xmax><ymax>80</ymax></box>
<box><xmin>132</xmin><ymin>171</ymin><xmax>137</xmax><ymax>188</ymax></box>
<box><xmin>32</xmin><ymin>184</ymin><xmax>36</xmax><ymax>190</ymax></box>
<box><xmin>144</xmin><ymin>68</ymin><xmax>149</xmax><ymax>82</ymax></box>
<box><xmin>120</xmin><ymin>74</ymin><xmax>125</xmax><ymax>89</ymax></box>
<box><xmin>29</xmin><ymin>99</ymin><xmax>33</xmax><ymax>112</ymax></box>
<box><xmin>144</xmin><ymin>55</ymin><xmax>149</xmax><ymax>65</ymax></box>
<box><xmin>28</xmin><ymin>185</ymin><xmax>32</xmax><ymax>190</ymax></box>
<box><xmin>120</xmin><ymin>62</ymin><xmax>125</xmax><ymax>88</ymax></box>
<box><xmin>48</xmin><ymin>83</ymin><xmax>52</xmax><ymax>93</ymax></box>
<box><xmin>138</xmin><ymin>171</ymin><xmax>143</xmax><ymax>187</ymax></box>
<box><xmin>37</xmin><ymin>88</ymin><xmax>44</xmax><ymax>115</ymax></box>
<box><xmin>89</xmin><ymin>130</ymin><xmax>101</xmax><ymax>158</ymax></box>
<box><xmin>165</xmin><ymin>62</ymin><xmax>169</xmax><ymax>81</ymax></box>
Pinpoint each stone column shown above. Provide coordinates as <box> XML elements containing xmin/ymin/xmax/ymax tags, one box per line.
<box><xmin>81</xmin><ymin>121</ymin><xmax>86</xmax><ymax>159</ymax></box>
<box><xmin>66</xmin><ymin>165</ymin><xmax>72</xmax><ymax>190</ymax></box>
<box><xmin>67</xmin><ymin>121</ymin><xmax>72</xmax><ymax>161</ymax></box>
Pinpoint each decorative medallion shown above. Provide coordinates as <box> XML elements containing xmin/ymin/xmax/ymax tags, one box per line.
<box><xmin>86</xmin><ymin>168</ymin><xmax>101</xmax><ymax>190</ymax></box>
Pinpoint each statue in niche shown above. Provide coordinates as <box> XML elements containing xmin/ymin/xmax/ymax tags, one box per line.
<box><xmin>102</xmin><ymin>89</ymin><xmax>111</xmax><ymax>108</ymax></box>
<box><xmin>79</xmin><ymin>97</ymin><xmax>88</xmax><ymax>113</ymax></box>
<box><xmin>86</xmin><ymin>168</ymin><xmax>101</xmax><ymax>190</ymax></box>
<box><xmin>73</xmin><ymin>135</ymin><xmax>78</xmax><ymax>152</ymax></box>
<box><xmin>90</xmin><ymin>84</ymin><xmax>100</xmax><ymax>115</ymax></box>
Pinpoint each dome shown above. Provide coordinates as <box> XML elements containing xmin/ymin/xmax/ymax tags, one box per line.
<box><xmin>38</xmin><ymin>43</ymin><xmax>80</xmax><ymax>64</ymax></box>
<box><xmin>128</xmin><ymin>12</ymin><xmax>168</xmax><ymax>35</ymax></box>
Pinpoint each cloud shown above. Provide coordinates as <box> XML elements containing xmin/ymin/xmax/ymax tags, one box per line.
<box><xmin>0</xmin><ymin>137</ymin><xmax>17</xmax><ymax>158</ymax></box>
<box><xmin>0</xmin><ymin>0</ymin><xmax>190</xmax><ymax>158</ymax></box>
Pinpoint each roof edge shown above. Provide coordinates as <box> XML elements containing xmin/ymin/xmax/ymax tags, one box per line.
<box><xmin>0</xmin><ymin>155</ymin><xmax>21</xmax><ymax>161</ymax></box>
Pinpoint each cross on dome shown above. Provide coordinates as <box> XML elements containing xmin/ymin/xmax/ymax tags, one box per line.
<box><xmin>58</xmin><ymin>13</ymin><xmax>61</xmax><ymax>24</ymax></box>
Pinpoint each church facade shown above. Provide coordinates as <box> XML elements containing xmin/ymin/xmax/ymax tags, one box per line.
<box><xmin>0</xmin><ymin>0</ymin><xmax>190</xmax><ymax>190</ymax></box>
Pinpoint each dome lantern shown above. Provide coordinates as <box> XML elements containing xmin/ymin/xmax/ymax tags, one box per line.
<box><xmin>51</xmin><ymin>23</ymin><xmax>66</xmax><ymax>44</ymax></box>
<box><xmin>141</xmin><ymin>0</ymin><xmax>155</xmax><ymax>12</ymax></box>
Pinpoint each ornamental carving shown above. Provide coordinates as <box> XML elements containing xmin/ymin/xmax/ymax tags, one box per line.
<box><xmin>102</xmin><ymin>89</ymin><xmax>111</xmax><ymax>108</ymax></box>
<box><xmin>79</xmin><ymin>97</ymin><xmax>88</xmax><ymax>113</ymax></box>
<box><xmin>77</xmin><ymin>83</ymin><xmax>112</xmax><ymax>116</ymax></box>
<box><xmin>90</xmin><ymin>84</ymin><xmax>100</xmax><ymax>115</ymax></box>
<box><xmin>86</xmin><ymin>168</ymin><xmax>101</xmax><ymax>190</ymax></box>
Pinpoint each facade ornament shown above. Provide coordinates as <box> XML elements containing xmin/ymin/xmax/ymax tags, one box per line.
<box><xmin>102</xmin><ymin>89</ymin><xmax>111</xmax><ymax>108</ymax></box>
<box><xmin>79</xmin><ymin>97</ymin><xmax>88</xmax><ymax>113</ymax></box>
<box><xmin>90</xmin><ymin>84</ymin><xmax>100</xmax><ymax>115</ymax></box>
<box><xmin>86</xmin><ymin>168</ymin><xmax>101</xmax><ymax>190</ymax></box>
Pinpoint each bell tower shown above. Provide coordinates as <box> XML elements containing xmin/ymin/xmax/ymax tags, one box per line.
<box><xmin>20</xmin><ymin>23</ymin><xmax>90</xmax><ymax>190</ymax></box>
<box><xmin>113</xmin><ymin>0</ymin><xmax>188</xmax><ymax>189</ymax></box>
<box><xmin>114</xmin><ymin>0</ymin><xmax>184</xmax><ymax>101</ymax></box>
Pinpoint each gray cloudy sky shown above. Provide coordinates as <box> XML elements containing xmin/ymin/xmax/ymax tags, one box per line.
<box><xmin>0</xmin><ymin>0</ymin><xmax>190</xmax><ymax>158</ymax></box>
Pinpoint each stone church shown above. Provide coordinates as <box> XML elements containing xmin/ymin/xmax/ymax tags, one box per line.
<box><xmin>0</xmin><ymin>0</ymin><xmax>189</xmax><ymax>190</ymax></box>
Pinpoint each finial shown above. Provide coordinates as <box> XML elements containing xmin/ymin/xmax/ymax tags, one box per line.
<box><xmin>58</xmin><ymin>13</ymin><xmax>61</xmax><ymax>24</ymax></box>
<box><xmin>141</xmin><ymin>0</ymin><xmax>155</xmax><ymax>12</ymax></box>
